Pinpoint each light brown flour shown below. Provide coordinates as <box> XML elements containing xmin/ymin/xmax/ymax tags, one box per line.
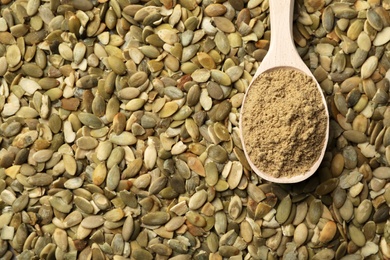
<box><xmin>241</xmin><ymin>68</ymin><xmax>327</xmax><ymax>178</ymax></box>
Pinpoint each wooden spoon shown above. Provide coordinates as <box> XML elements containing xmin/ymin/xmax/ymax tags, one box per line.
<box><xmin>239</xmin><ymin>0</ymin><xmax>329</xmax><ymax>183</ymax></box>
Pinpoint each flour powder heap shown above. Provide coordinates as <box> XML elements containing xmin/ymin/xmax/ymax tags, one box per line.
<box><xmin>241</xmin><ymin>67</ymin><xmax>327</xmax><ymax>178</ymax></box>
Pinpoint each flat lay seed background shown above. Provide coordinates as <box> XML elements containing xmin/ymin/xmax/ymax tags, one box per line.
<box><xmin>1</xmin><ymin>0</ymin><xmax>390</xmax><ymax>259</ymax></box>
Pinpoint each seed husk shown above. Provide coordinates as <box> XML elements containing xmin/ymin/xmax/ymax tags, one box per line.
<box><xmin>78</xmin><ymin>112</ymin><xmax>104</xmax><ymax>129</ymax></box>
<box><xmin>81</xmin><ymin>216</ymin><xmax>104</xmax><ymax>229</ymax></box>
<box><xmin>6</xmin><ymin>45</ymin><xmax>21</xmax><ymax>68</ymax></box>
<box><xmin>294</xmin><ymin>223</ymin><xmax>308</xmax><ymax>247</ymax></box>
<box><xmin>349</xmin><ymin>224</ymin><xmax>366</xmax><ymax>247</ymax></box>
<box><xmin>276</xmin><ymin>195</ymin><xmax>292</xmax><ymax>224</ymax></box>
<box><xmin>308</xmin><ymin>199</ymin><xmax>323</xmax><ymax>225</ymax></box>
<box><xmin>27</xmin><ymin>173</ymin><xmax>53</xmax><ymax>186</ymax></box>
<box><xmin>188</xmin><ymin>190</ymin><xmax>208</xmax><ymax>210</ymax></box>
<box><xmin>142</xmin><ymin>212</ymin><xmax>170</xmax><ymax>226</ymax></box>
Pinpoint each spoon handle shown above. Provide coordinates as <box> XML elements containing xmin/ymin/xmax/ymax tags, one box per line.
<box><xmin>255</xmin><ymin>0</ymin><xmax>310</xmax><ymax>78</ymax></box>
<box><xmin>268</xmin><ymin>0</ymin><xmax>295</xmax><ymax>56</ymax></box>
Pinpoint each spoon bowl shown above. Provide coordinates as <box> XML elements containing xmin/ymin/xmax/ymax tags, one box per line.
<box><xmin>239</xmin><ymin>0</ymin><xmax>329</xmax><ymax>183</ymax></box>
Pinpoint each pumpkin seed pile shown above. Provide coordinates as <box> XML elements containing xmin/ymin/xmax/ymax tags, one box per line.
<box><xmin>1</xmin><ymin>0</ymin><xmax>390</xmax><ymax>259</ymax></box>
